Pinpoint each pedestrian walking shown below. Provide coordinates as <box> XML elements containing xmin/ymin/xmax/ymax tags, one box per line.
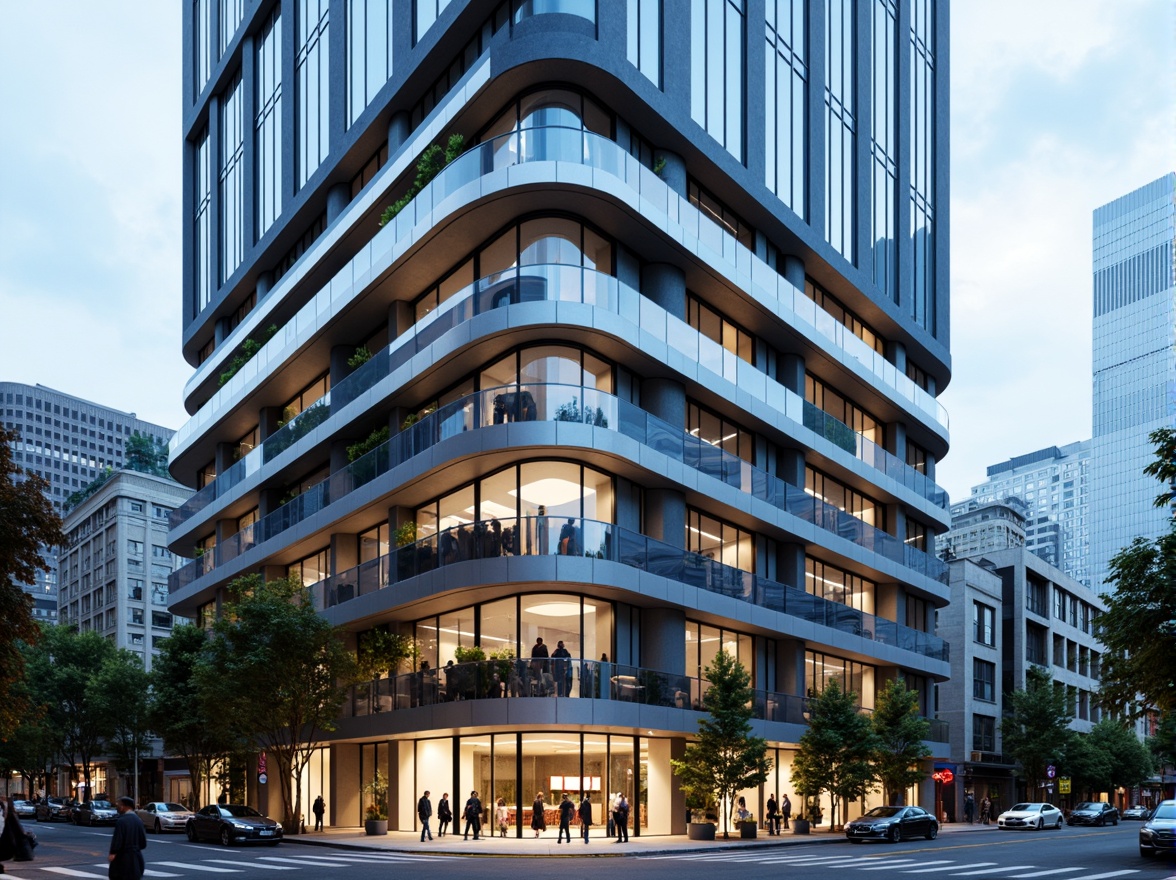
<box><xmin>108</xmin><ymin>796</ymin><xmax>147</xmax><ymax>880</ymax></box>
<box><xmin>578</xmin><ymin>795</ymin><xmax>593</xmax><ymax>844</ymax></box>
<box><xmin>418</xmin><ymin>790</ymin><xmax>433</xmax><ymax>841</ymax></box>
<box><xmin>531</xmin><ymin>792</ymin><xmax>546</xmax><ymax>837</ymax></box>
<box><xmin>463</xmin><ymin>791</ymin><xmax>483</xmax><ymax>840</ymax></box>
<box><xmin>557</xmin><ymin>793</ymin><xmax>575</xmax><ymax>844</ymax></box>
<box><xmin>964</xmin><ymin>793</ymin><xmax>975</xmax><ymax>824</ymax></box>
<box><xmin>766</xmin><ymin>794</ymin><xmax>779</xmax><ymax>835</ymax></box>
<box><xmin>496</xmin><ymin>798</ymin><xmax>510</xmax><ymax>837</ymax></box>
<box><xmin>312</xmin><ymin>795</ymin><xmax>325</xmax><ymax>831</ymax></box>
<box><xmin>781</xmin><ymin>794</ymin><xmax>792</xmax><ymax>830</ymax></box>
<box><xmin>613</xmin><ymin>793</ymin><xmax>630</xmax><ymax>842</ymax></box>
<box><xmin>437</xmin><ymin>793</ymin><xmax>452</xmax><ymax>837</ymax></box>
<box><xmin>980</xmin><ymin>796</ymin><xmax>991</xmax><ymax>825</ymax></box>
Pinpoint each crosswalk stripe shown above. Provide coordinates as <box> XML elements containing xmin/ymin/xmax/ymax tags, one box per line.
<box><xmin>40</xmin><ymin>870</ymin><xmax>109</xmax><ymax>878</ymax></box>
<box><xmin>259</xmin><ymin>856</ymin><xmax>368</xmax><ymax>866</ymax></box>
<box><xmin>904</xmin><ymin>864</ymin><xmax>997</xmax><ymax>875</ymax></box>
<box><xmin>204</xmin><ymin>859</ymin><xmax>299</xmax><ymax>870</ymax></box>
<box><xmin>899</xmin><ymin>862</ymin><xmax>961</xmax><ymax>873</ymax></box>
<box><xmin>143</xmin><ymin>871</ymin><xmax>184</xmax><ymax>878</ymax></box>
<box><xmin>1055</xmin><ymin>874</ymin><xmax>1138</xmax><ymax>880</ymax></box>
<box><xmin>152</xmin><ymin>862</ymin><xmax>242</xmax><ymax>873</ymax></box>
<box><xmin>857</xmin><ymin>859</ymin><xmax>926</xmax><ymax>871</ymax></box>
<box><xmin>1005</xmin><ymin>870</ymin><xmax>1084</xmax><ymax>878</ymax></box>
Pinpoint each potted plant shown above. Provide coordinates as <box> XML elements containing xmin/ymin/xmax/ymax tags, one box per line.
<box><xmin>363</xmin><ymin>769</ymin><xmax>389</xmax><ymax>835</ymax></box>
<box><xmin>735</xmin><ymin>811</ymin><xmax>758</xmax><ymax>839</ymax></box>
<box><xmin>685</xmin><ymin>792</ymin><xmax>718</xmax><ymax>841</ymax></box>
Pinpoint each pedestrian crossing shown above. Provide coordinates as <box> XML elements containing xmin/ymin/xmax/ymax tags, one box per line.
<box><xmin>640</xmin><ymin>850</ymin><xmax>1155</xmax><ymax>880</ymax></box>
<box><xmin>3</xmin><ymin>849</ymin><xmax>462</xmax><ymax>878</ymax></box>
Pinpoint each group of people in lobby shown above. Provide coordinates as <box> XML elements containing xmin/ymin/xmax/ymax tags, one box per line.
<box><xmin>416</xmin><ymin>790</ymin><xmax>631</xmax><ymax>843</ymax></box>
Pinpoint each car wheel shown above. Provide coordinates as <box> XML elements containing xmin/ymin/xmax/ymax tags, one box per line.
<box><xmin>220</xmin><ymin>827</ymin><xmax>233</xmax><ymax>847</ymax></box>
<box><xmin>155</xmin><ymin>819</ymin><xmax>163</xmax><ymax>834</ymax></box>
<box><xmin>1112</xmin><ymin>816</ymin><xmax>1118</xmax><ymax>826</ymax></box>
<box><xmin>887</xmin><ymin>825</ymin><xmax>900</xmax><ymax>844</ymax></box>
<box><xmin>1036</xmin><ymin>818</ymin><xmax>1044</xmax><ymax>830</ymax></box>
<box><xmin>1055</xmin><ymin>817</ymin><xmax>1063</xmax><ymax>829</ymax></box>
<box><xmin>186</xmin><ymin>823</ymin><xmax>198</xmax><ymax>842</ymax></box>
<box><xmin>925</xmin><ymin>824</ymin><xmax>938</xmax><ymax>840</ymax></box>
<box><xmin>848</xmin><ymin>838</ymin><xmax>863</xmax><ymax>844</ymax></box>
<box><xmin>1140</xmin><ymin>846</ymin><xmax>1154</xmax><ymax>858</ymax></box>
<box><xmin>267</xmin><ymin>841</ymin><xmax>280</xmax><ymax>847</ymax></box>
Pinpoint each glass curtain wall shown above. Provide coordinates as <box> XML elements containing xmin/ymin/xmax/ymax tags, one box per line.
<box><xmin>908</xmin><ymin>0</ymin><xmax>936</xmax><ymax>330</ymax></box>
<box><xmin>824</xmin><ymin>0</ymin><xmax>855</xmax><ymax>262</ymax></box>
<box><xmin>255</xmin><ymin>8</ymin><xmax>283</xmax><ymax>238</ymax></box>
<box><xmin>347</xmin><ymin>0</ymin><xmax>394</xmax><ymax>127</ymax></box>
<box><xmin>219</xmin><ymin>71</ymin><xmax>245</xmax><ymax>283</ymax></box>
<box><xmin>764</xmin><ymin>0</ymin><xmax>806</xmax><ymax>214</ymax></box>
<box><xmin>626</xmin><ymin>0</ymin><xmax>661</xmax><ymax>86</ymax></box>
<box><xmin>297</xmin><ymin>0</ymin><xmax>331</xmax><ymax>188</ymax></box>
<box><xmin>690</xmin><ymin>0</ymin><xmax>745</xmax><ymax>161</ymax></box>
<box><xmin>871</xmin><ymin>0</ymin><xmax>898</xmax><ymax>302</ymax></box>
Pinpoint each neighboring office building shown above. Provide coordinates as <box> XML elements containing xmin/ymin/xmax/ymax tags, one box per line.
<box><xmin>939</xmin><ymin>547</ymin><xmax>1107</xmax><ymax>818</ymax></box>
<box><xmin>168</xmin><ymin>0</ymin><xmax>953</xmax><ymax>833</ymax></box>
<box><xmin>56</xmin><ymin>469</ymin><xmax>193</xmax><ymax>802</ymax></box>
<box><xmin>940</xmin><ymin>496</ymin><xmax>1029</xmax><ymax>559</ymax></box>
<box><xmin>0</xmin><ymin>382</ymin><xmax>175</xmax><ymax>620</ymax></box>
<box><xmin>1089</xmin><ymin>174</ymin><xmax>1175</xmax><ymax>592</ymax></box>
<box><xmin>966</xmin><ymin>441</ymin><xmax>1090</xmax><ymax>587</ymax></box>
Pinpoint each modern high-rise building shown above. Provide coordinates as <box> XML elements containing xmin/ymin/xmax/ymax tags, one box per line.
<box><xmin>168</xmin><ymin>0</ymin><xmax>952</xmax><ymax>833</ymax></box>
<box><xmin>1089</xmin><ymin>174</ymin><xmax>1176</xmax><ymax>592</ymax></box>
<box><xmin>964</xmin><ymin>441</ymin><xmax>1090</xmax><ymax>586</ymax></box>
<box><xmin>1</xmin><ymin>382</ymin><xmax>175</xmax><ymax>620</ymax></box>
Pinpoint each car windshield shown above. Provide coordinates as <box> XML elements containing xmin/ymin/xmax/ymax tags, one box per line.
<box><xmin>1154</xmin><ymin>805</ymin><xmax>1176</xmax><ymax>820</ymax></box>
<box><xmin>91</xmin><ymin>801</ymin><xmax>113</xmax><ymax>809</ymax></box>
<box><xmin>1010</xmin><ymin>804</ymin><xmax>1039</xmax><ymax>812</ymax></box>
<box><xmin>863</xmin><ymin>807</ymin><xmax>903</xmax><ymax>818</ymax></box>
<box><xmin>223</xmin><ymin>805</ymin><xmax>263</xmax><ymax>818</ymax></box>
<box><xmin>1074</xmin><ymin>802</ymin><xmax>1096</xmax><ymax>810</ymax></box>
<box><xmin>162</xmin><ymin>803</ymin><xmax>188</xmax><ymax>812</ymax></box>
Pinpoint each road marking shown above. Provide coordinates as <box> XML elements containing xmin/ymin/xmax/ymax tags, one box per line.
<box><xmin>143</xmin><ymin>872</ymin><xmax>184</xmax><ymax>878</ymax></box>
<box><xmin>1005</xmin><ymin>870</ymin><xmax>1084</xmax><ymax>878</ymax></box>
<box><xmin>39</xmin><ymin>870</ymin><xmax>109</xmax><ymax>878</ymax></box>
<box><xmin>259</xmin><ymin>855</ymin><xmax>371</xmax><ymax>866</ymax></box>
<box><xmin>950</xmin><ymin>867</ymin><xmax>1036</xmax><ymax>876</ymax></box>
<box><xmin>152</xmin><ymin>862</ymin><xmax>243</xmax><ymax>873</ymax></box>
<box><xmin>902</xmin><ymin>864</ymin><xmax>997</xmax><ymax>874</ymax></box>
<box><xmin>204</xmin><ymin>859</ymin><xmax>299</xmax><ymax>870</ymax></box>
<box><xmin>857</xmin><ymin>859</ymin><xmax>926</xmax><ymax>870</ymax></box>
<box><xmin>1060</xmin><ymin>873</ymin><xmax>1139</xmax><ymax>880</ymax></box>
<box><xmin>897</xmin><ymin>861</ymin><xmax>962</xmax><ymax>872</ymax></box>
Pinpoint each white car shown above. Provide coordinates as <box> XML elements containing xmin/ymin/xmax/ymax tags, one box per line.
<box><xmin>137</xmin><ymin>801</ymin><xmax>196</xmax><ymax>833</ymax></box>
<box><xmin>997</xmin><ymin>802</ymin><xmax>1064</xmax><ymax>830</ymax></box>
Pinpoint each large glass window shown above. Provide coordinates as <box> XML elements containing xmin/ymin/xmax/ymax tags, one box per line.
<box><xmin>972</xmin><ymin>715</ymin><xmax>995</xmax><ymax>752</ymax></box>
<box><xmin>806</xmin><ymin>649</ymin><xmax>874</xmax><ymax>708</ymax></box>
<box><xmin>908</xmin><ymin>0</ymin><xmax>935</xmax><ymax>331</ymax></box>
<box><xmin>219</xmin><ymin>71</ymin><xmax>245</xmax><ymax>283</ymax></box>
<box><xmin>805</xmin><ymin>373</ymin><xmax>883</xmax><ymax>445</ymax></box>
<box><xmin>193</xmin><ymin>0</ymin><xmax>211</xmax><ymax>99</ymax></box>
<box><xmin>256</xmin><ymin>8</ymin><xmax>283</xmax><ymax>238</ymax></box>
<box><xmin>764</xmin><ymin>0</ymin><xmax>806</xmax><ymax>214</ymax></box>
<box><xmin>973</xmin><ymin>601</ymin><xmax>995</xmax><ymax>646</ymax></box>
<box><xmin>805</xmin><ymin>466</ymin><xmax>885</xmax><ymax>530</ymax></box>
<box><xmin>220</xmin><ymin>0</ymin><xmax>244</xmax><ymax>54</ymax></box>
<box><xmin>687</xmin><ymin>400</ymin><xmax>754</xmax><ymax>463</ymax></box>
<box><xmin>804</xmin><ymin>557</ymin><xmax>875</xmax><ymax>614</ymax></box>
<box><xmin>871</xmin><ymin>0</ymin><xmax>897</xmax><ymax>301</ymax></box>
<box><xmin>690</xmin><ymin>0</ymin><xmax>744</xmax><ymax>162</ymax></box>
<box><xmin>687</xmin><ymin>294</ymin><xmax>755</xmax><ymax>367</ymax></box>
<box><xmin>193</xmin><ymin>127</ymin><xmax>212</xmax><ymax>314</ymax></box>
<box><xmin>627</xmin><ymin>0</ymin><xmax>661</xmax><ymax>86</ymax></box>
<box><xmin>973</xmin><ymin>659</ymin><xmax>995</xmax><ymax>702</ymax></box>
<box><xmin>803</xmin><ymin>278</ymin><xmax>884</xmax><ymax>353</ymax></box>
<box><xmin>288</xmin><ymin>547</ymin><xmax>328</xmax><ymax>586</ymax></box>
<box><xmin>415</xmin><ymin>0</ymin><xmax>453</xmax><ymax>43</ymax></box>
<box><xmin>685</xmin><ymin>621</ymin><xmax>753</xmax><ymax>685</ymax></box>
<box><xmin>297</xmin><ymin>0</ymin><xmax>330</xmax><ymax>188</ymax></box>
<box><xmin>347</xmin><ymin>0</ymin><xmax>394</xmax><ymax>126</ymax></box>
<box><xmin>512</xmin><ymin>0</ymin><xmax>596</xmax><ymax>26</ymax></box>
<box><xmin>685</xmin><ymin>508</ymin><xmax>753</xmax><ymax>571</ymax></box>
<box><xmin>824</xmin><ymin>0</ymin><xmax>855</xmax><ymax>262</ymax></box>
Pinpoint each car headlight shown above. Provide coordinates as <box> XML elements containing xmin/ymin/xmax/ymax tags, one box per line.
<box><xmin>230</xmin><ymin>821</ymin><xmax>250</xmax><ymax>829</ymax></box>
<box><xmin>274</xmin><ymin>823</ymin><xmax>283</xmax><ymax>832</ymax></box>
<box><xmin>1140</xmin><ymin>828</ymin><xmax>1154</xmax><ymax>838</ymax></box>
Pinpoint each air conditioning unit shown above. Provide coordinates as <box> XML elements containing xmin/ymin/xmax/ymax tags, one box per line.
<box><xmin>970</xmin><ymin>751</ymin><xmax>983</xmax><ymax>763</ymax></box>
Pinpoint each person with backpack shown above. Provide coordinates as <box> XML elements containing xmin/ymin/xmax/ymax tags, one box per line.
<box><xmin>557</xmin><ymin>793</ymin><xmax>575</xmax><ymax>844</ymax></box>
<box><xmin>613</xmin><ymin>793</ymin><xmax>630</xmax><ymax>843</ymax></box>
<box><xmin>463</xmin><ymin>791</ymin><xmax>483</xmax><ymax>840</ymax></box>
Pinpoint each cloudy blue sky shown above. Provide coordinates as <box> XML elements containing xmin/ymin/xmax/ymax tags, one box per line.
<box><xmin>0</xmin><ymin>1</ymin><xmax>1172</xmax><ymax>503</ymax></box>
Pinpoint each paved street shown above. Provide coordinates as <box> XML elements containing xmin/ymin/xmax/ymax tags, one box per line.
<box><xmin>6</xmin><ymin>820</ymin><xmax>1173</xmax><ymax>880</ymax></box>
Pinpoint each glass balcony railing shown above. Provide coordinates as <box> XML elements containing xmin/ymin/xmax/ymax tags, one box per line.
<box><xmin>172</xmin><ymin>263</ymin><xmax>947</xmax><ymax>532</ymax></box>
<box><xmin>173</xmin><ymin>125</ymin><xmax>947</xmax><ymax>459</ymax></box>
<box><xmin>169</xmin><ymin>380</ymin><xmax>948</xmax><ymax>600</ymax></box>
<box><xmin>299</xmin><ymin>513</ymin><xmax>947</xmax><ymax>662</ymax></box>
<box><xmin>339</xmin><ymin>657</ymin><xmax>950</xmax><ymax>742</ymax></box>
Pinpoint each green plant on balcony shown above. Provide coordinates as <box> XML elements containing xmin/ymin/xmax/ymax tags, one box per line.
<box><xmin>356</xmin><ymin>628</ymin><xmax>417</xmax><ymax>681</ymax></box>
<box><xmin>346</xmin><ymin>426</ymin><xmax>390</xmax><ymax>463</ymax></box>
<box><xmin>378</xmin><ymin>133</ymin><xmax>466</xmax><ymax>227</ymax></box>
<box><xmin>394</xmin><ymin>521</ymin><xmax>418</xmax><ymax>548</ymax></box>
<box><xmin>218</xmin><ymin>324</ymin><xmax>279</xmax><ymax>387</ymax></box>
<box><xmin>652</xmin><ymin>155</ymin><xmax>667</xmax><ymax>176</ymax></box>
<box><xmin>347</xmin><ymin>345</ymin><xmax>373</xmax><ymax>369</ymax></box>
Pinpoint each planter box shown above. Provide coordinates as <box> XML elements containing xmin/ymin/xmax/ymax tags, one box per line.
<box><xmin>364</xmin><ymin>819</ymin><xmax>388</xmax><ymax>836</ymax></box>
<box><xmin>791</xmin><ymin>818</ymin><xmax>810</xmax><ymax>835</ymax></box>
<box><xmin>739</xmin><ymin>823</ymin><xmax>757</xmax><ymax>839</ymax></box>
<box><xmin>687</xmin><ymin>822</ymin><xmax>717</xmax><ymax>841</ymax></box>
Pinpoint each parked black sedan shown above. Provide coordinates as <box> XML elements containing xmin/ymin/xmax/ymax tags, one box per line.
<box><xmin>186</xmin><ymin>804</ymin><xmax>283</xmax><ymax>846</ymax></box>
<box><xmin>1067</xmin><ymin>802</ymin><xmax>1119</xmax><ymax>826</ymax></box>
<box><xmin>35</xmin><ymin>797</ymin><xmax>76</xmax><ymax>822</ymax></box>
<box><xmin>73</xmin><ymin>799</ymin><xmax>118</xmax><ymax>826</ymax></box>
<box><xmin>1140</xmin><ymin>799</ymin><xmax>1176</xmax><ymax>858</ymax></box>
<box><xmin>845</xmin><ymin>805</ymin><xmax>939</xmax><ymax>843</ymax></box>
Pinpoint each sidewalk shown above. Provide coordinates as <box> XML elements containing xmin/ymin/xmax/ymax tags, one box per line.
<box><xmin>283</xmin><ymin>820</ymin><xmax>998</xmax><ymax>858</ymax></box>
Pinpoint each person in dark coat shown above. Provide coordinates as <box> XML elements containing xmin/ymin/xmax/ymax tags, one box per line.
<box><xmin>437</xmin><ymin>793</ymin><xmax>452</xmax><ymax>837</ymax></box>
<box><xmin>108</xmin><ymin>796</ymin><xmax>147</xmax><ymax>880</ymax></box>
<box><xmin>550</xmin><ymin>641</ymin><xmax>572</xmax><ymax>696</ymax></box>
<box><xmin>462</xmin><ymin>791</ymin><xmax>483</xmax><ymax>840</ymax></box>
<box><xmin>0</xmin><ymin>796</ymin><xmax>36</xmax><ymax>871</ymax></box>
<box><xmin>781</xmin><ymin>794</ymin><xmax>792</xmax><ymax>829</ymax></box>
<box><xmin>557</xmin><ymin>793</ymin><xmax>575</xmax><ymax>844</ymax></box>
<box><xmin>418</xmin><ymin>790</ymin><xmax>433</xmax><ymax>841</ymax></box>
<box><xmin>766</xmin><ymin>794</ymin><xmax>779</xmax><ymax>835</ymax></box>
<box><xmin>312</xmin><ymin>795</ymin><xmax>325</xmax><ymax>831</ymax></box>
<box><xmin>531</xmin><ymin>792</ymin><xmax>546</xmax><ymax>837</ymax></box>
<box><xmin>577</xmin><ymin>795</ymin><xmax>592</xmax><ymax>844</ymax></box>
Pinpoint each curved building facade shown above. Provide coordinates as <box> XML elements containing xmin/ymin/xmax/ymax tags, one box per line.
<box><xmin>171</xmin><ymin>0</ymin><xmax>952</xmax><ymax>834</ymax></box>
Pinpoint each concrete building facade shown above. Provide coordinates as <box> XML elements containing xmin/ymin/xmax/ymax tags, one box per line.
<box><xmin>168</xmin><ymin>0</ymin><xmax>953</xmax><ymax>833</ymax></box>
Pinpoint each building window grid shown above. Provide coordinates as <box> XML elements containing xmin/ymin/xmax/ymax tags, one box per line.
<box><xmin>219</xmin><ymin>0</ymin><xmax>244</xmax><ymax>55</ymax></box>
<box><xmin>691</xmin><ymin>0</ymin><xmax>745</xmax><ymax>162</ymax></box>
<box><xmin>972</xmin><ymin>601</ymin><xmax>995</xmax><ymax>646</ymax></box>
<box><xmin>870</xmin><ymin>0</ymin><xmax>897</xmax><ymax>302</ymax></box>
<box><xmin>256</xmin><ymin>8</ymin><xmax>283</xmax><ymax>238</ymax></box>
<box><xmin>764</xmin><ymin>0</ymin><xmax>806</xmax><ymax>215</ymax></box>
<box><xmin>907</xmin><ymin>0</ymin><xmax>935</xmax><ymax>331</ymax></box>
<box><xmin>972</xmin><ymin>715</ymin><xmax>995</xmax><ymax>752</ymax></box>
<box><xmin>627</xmin><ymin>0</ymin><xmax>661</xmax><ymax>87</ymax></box>
<box><xmin>193</xmin><ymin>0</ymin><xmax>212</xmax><ymax>99</ymax></box>
<box><xmin>415</xmin><ymin>0</ymin><xmax>454</xmax><ymax>43</ymax></box>
<box><xmin>347</xmin><ymin>0</ymin><xmax>395</xmax><ymax>127</ymax></box>
<box><xmin>297</xmin><ymin>0</ymin><xmax>331</xmax><ymax>189</ymax></box>
<box><xmin>219</xmin><ymin>71</ymin><xmax>245</xmax><ymax>284</ymax></box>
<box><xmin>194</xmin><ymin>128</ymin><xmax>212</xmax><ymax>314</ymax></box>
<box><xmin>824</xmin><ymin>0</ymin><xmax>855</xmax><ymax>263</ymax></box>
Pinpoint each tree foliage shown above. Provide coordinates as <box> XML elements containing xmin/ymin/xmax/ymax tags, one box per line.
<box><xmin>124</xmin><ymin>432</ymin><xmax>171</xmax><ymax>478</ymax></box>
<box><xmin>670</xmin><ymin>650</ymin><xmax>772</xmax><ymax>838</ymax></box>
<box><xmin>1142</xmin><ymin>427</ymin><xmax>1176</xmax><ymax>510</ymax></box>
<box><xmin>1001</xmin><ymin>666</ymin><xmax>1074</xmax><ymax>793</ymax></box>
<box><xmin>1150</xmin><ymin>712</ymin><xmax>1176</xmax><ymax>775</ymax></box>
<box><xmin>871</xmin><ymin>678</ymin><xmax>932</xmax><ymax>804</ymax></box>
<box><xmin>93</xmin><ymin>650</ymin><xmax>154</xmax><ymax>796</ymax></box>
<box><xmin>196</xmin><ymin>575</ymin><xmax>357</xmax><ymax>833</ymax></box>
<box><xmin>791</xmin><ymin>679</ymin><xmax>877</xmax><ymax>826</ymax></box>
<box><xmin>0</xmin><ymin>428</ymin><xmax>64</xmax><ymax>739</ymax></box>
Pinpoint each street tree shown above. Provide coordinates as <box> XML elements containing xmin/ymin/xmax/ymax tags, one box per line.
<box><xmin>1064</xmin><ymin>731</ymin><xmax>1113</xmax><ymax>798</ymax></box>
<box><xmin>1001</xmin><ymin>666</ymin><xmax>1074</xmax><ymax>797</ymax></box>
<box><xmin>791</xmin><ymin>678</ymin><xmax>877</xmax><ymax>827</ymax></box>
<box><xmin>670</xmin><ymin>650</ymin><xmax>772</xmax><ymax>838</ymax></box>
<box><xmin>1086</xmin><ymin>718</ymin><xmax>1153</xmax><ymax>793</ymax></box>
<box><xmin>93</xmin><ymin>650</ymin><xmax>154</xmax><ymax>801</ymax></box>
<box><xmin>150</xmin><ymin>624</ymin><xmax>241</xmax><ymax>809</ymax></box>
<box><xmin>1099</xmin><ymin>428</ymin><xmax>1176</xmax><ymax>717</ymax></box>
<box><xmin>196</xmin><ymin>575</ymin><xmax>358</xmax><ymax>833</ymax></box>
<box><xmin>0</xmin><ymin>427</ymin><xmax>64</xmax><ymax>739</ymax></box>
<box><xmin>871</xmin><ymin>678</ymin><xmax>932</xmax><ymax>804</ymax></box>
<box><xmin>1150</xmin><ymin>712</ymin><xmax>1176</xmax><ymax>780</ymax></box>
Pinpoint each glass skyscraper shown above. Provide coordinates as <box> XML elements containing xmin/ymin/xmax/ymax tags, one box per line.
<box><xmin>169</xmin><ymin>0</ymin><xmax>952</xmax><ymax>833</ymax></box>
<box><xmin>1089</xmin><ymin>173</ymin><xmax>1176</xmax><ymax>592</ymax></box>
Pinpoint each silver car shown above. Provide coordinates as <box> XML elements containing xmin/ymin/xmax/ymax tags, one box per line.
<box><xmin>136</xmin><ymin>801</ymin><xmax>195</xmax><ymax>833</ymax></box>
<box><xmin>997</xmin><ymin>802</ymin><xmax>1065</xmax><ymax>830</ymax></box>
